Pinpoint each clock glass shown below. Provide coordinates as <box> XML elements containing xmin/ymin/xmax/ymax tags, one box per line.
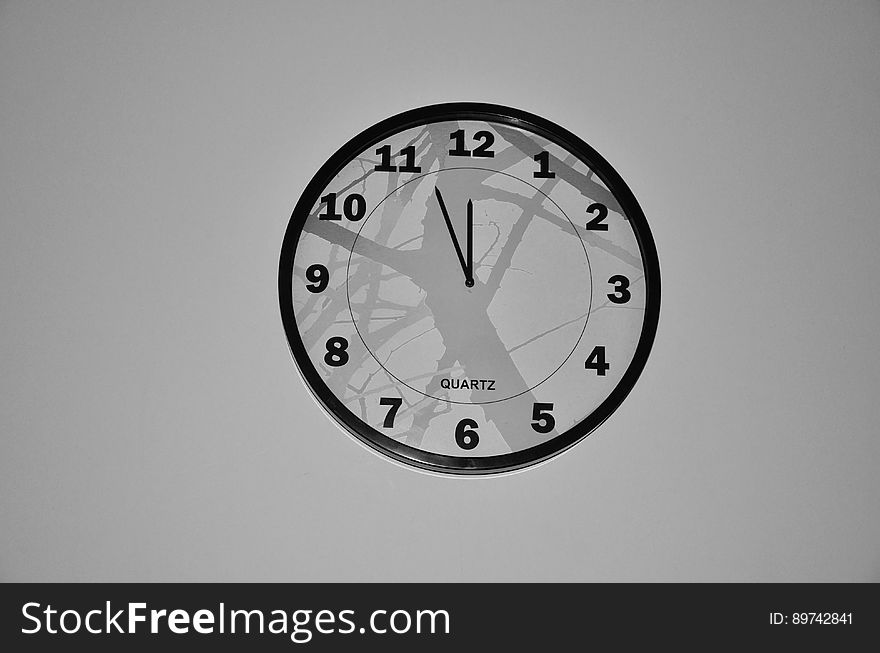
<box><xmin>279</xmin><ymin>103</ymin><xmax>660</xmax><ymax>474</ymax></box>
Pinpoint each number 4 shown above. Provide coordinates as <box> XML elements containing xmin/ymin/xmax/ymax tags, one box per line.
<box><xmin>585</xmin><ymin>346</ymin><xmax>609</xmax><ymax>375</ymax></box>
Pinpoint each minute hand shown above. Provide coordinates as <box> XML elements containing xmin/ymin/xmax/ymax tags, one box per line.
<box><xmin>434</xmin><ymin>187</ymin><xmax>473</xmax><ymax>286</ymax></box>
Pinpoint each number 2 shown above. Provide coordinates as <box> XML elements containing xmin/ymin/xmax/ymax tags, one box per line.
<box><xmin>585</xmin><ymin>203</ymin><xmax>608</xmax><ymax>230</ymax></box>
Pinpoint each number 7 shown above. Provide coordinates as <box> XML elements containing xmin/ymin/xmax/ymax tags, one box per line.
<box><xmin>379</xmin><ymin>397</ymin><xmax>403</xmax><ymax>428</ymax></box>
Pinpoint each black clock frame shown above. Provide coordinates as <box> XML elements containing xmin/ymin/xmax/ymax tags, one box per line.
<box><xmin>279</xmin><ymin>102</ymin><xmax>661</xmax><ymax>475</ymax></box>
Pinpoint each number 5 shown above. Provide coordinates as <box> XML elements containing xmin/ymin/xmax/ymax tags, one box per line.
<box><xmin>531</xmin><ymin>402</ymin><xmax>555</xmax><ymax>434</ymax></box>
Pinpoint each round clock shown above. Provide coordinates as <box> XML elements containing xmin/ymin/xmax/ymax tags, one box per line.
<box><xmin>279</xmin><ymin>103</ymin><xmax>660</xmax><ymax>475</ymax></box>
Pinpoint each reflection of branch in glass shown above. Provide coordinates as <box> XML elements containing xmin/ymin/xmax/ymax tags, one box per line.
<box><xmin>346</xmin><ymin>364</ymin><xmax>384</xmax><ymax>397</ymax></box>
<box><xmin>380</xmin><ymin>324</ymin><xmax>437</xmax><ymax>368</ymax></box>
<box><xmin>483</xmin><ymin>185</ymin><xmax>642</xmax><ymax>271</ymax></box>
<box><xmin>406</xmin><ymin>347</ymin><xmax>459</xmax><ymax>446</ymax></box>
<box><xmin>589</xmin><ymin>274</ymin><xmax>646</xmax><ymax>315</ymax></box>
<box><xmin>296</xmin><ymin>245</ymin><xmax>339</xmax><ymax>324</ymax></box>
<box><xmin>393</xmin><ymin>234</ymin><xmax>423</xmax><ymax>250</ymax></box>
<box><xmin>322</xmin><ymin>139</ymin><xmax>443</xmax><ymax>403</ymax></box>
<box><xmin>494</xmin><ymin>125</ymin><xmax>624</xmax><ymax>215</ymax></box>
<box><xmin>404</xmin><ymin>397</ymin><xmax>452</xmax><ymax>446</ymax></box>
<box><xmin>309</xmin><ymin>127</ymin><xmax>431</xmax><ymax>221</ymax></box>
<box><xmin>481</xmin><ymin>172</ymin><xmax>562</xmax><ymax>297</ymax></box>
<box><xmin>476</xmin><ymin>220</ymin><xmax>502</xmax><ymax>267</ymax></box>
<box><xmin>506</xmin><ymin>274</ymin><xmax>647</xmax><ymax>355</ymax></box>
<box><xmin>301</xmin><ymin>134</ymin><xmax>620</xmax><ymax>447</ymax></box>
<box><xmin>344</xmin><ymin>363</ymin><xmax>466</xmax><ymax>401</ymax></box>
<box><xmin>507</xmin><ymin>311</ymin><xmax>590</xmax><ymax>356</ymax></box>
<box><xmin>478</xmin><ymin>145</ymin><xmax>523</xmax><ymax>175</ymax></box>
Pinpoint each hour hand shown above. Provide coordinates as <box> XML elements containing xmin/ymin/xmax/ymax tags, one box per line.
<box><xmin>434</xmin><ymin>186</ymin><xmax>473</xmax><ymax>286</ymax></box>
<box><xmin>466</xmin><ymin>199</ymin><xmax>474</xmax><ymax>286</ymax></box>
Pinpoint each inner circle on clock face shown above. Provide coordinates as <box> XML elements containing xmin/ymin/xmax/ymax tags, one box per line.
<box><xmin>346</xmin><ymin>166</ymin><xmax>592</xmax><ymax>404</ymax></box>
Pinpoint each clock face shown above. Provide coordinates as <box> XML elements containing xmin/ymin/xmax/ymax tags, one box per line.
<box><xmin>279</xmin><ymin>103</ymin><xmax>660</xmax><ymax>474</ymax></box>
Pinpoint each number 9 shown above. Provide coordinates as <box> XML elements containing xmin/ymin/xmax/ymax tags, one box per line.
<box><xmin>305</xmin><ymin>264</ymin><xmax>329</xmax><ymax>293</ymax></box>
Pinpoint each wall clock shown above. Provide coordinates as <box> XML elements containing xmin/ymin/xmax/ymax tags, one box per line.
<box><xmin>279</xmin><ymin>103</ymin><xmax>660</xmax><ymax>475</ymax></box>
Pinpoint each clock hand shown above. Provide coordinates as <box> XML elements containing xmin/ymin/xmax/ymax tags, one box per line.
<box><xmin>434</xmin><ymin>186</ymin><xmax>471</xmax><ymax>286</ymax></box>
<box><xmin>465</xmin><ymin>199</ymin><xmax>474</xmax><ymax>287</ymax></box>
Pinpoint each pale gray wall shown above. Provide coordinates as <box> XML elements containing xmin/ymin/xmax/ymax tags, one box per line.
<box><xmin>1</xmin><ymin>0</ymin><xmax>878</xmax><ymax>581</ymax></box>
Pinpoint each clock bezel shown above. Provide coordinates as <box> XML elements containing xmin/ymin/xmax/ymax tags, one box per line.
<box><xmin>279</xmin><ymin>102</ymin><xmax>661</xmax><ymax>475</ymax></box>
